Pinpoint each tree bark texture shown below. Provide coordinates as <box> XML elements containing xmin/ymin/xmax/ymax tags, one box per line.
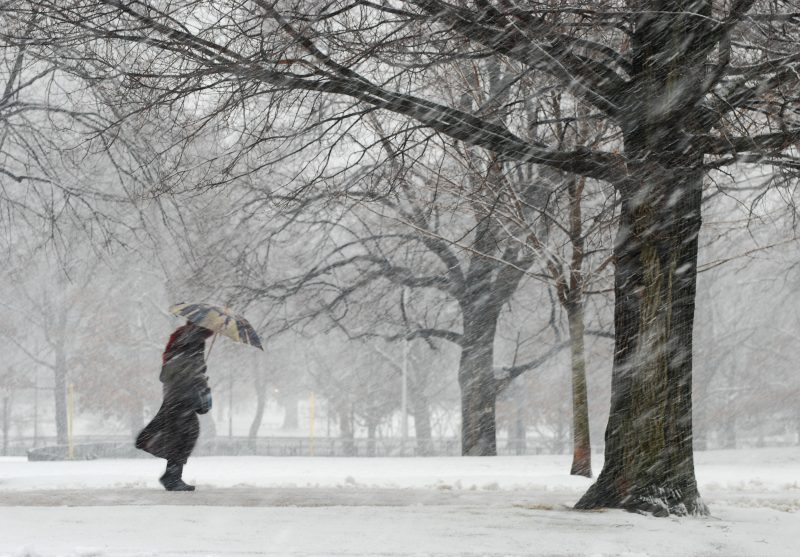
<box><xmin>576</xmin><ymin>165</ymin><xmax>706</xmax><ymax>516</ymax></box>
<box><xmin>567</xmin><ymin>301</ymin><xmax>592</xmax><ymax>477</ymax></box>
<box><xmin>458</xmin><ymin>307</ymin><xmax>499</xmax><ymax>456</ymax></box>
<box><xmin>576</xmin><ymin>1</ymin><xmax>714</xmax><ymax>513</ymax></box>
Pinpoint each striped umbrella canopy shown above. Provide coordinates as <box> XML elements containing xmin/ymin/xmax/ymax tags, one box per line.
<box><xmin>169</xmin><ymin>303</ymin><xmax>263</xmax><ymax>350</ymax></box>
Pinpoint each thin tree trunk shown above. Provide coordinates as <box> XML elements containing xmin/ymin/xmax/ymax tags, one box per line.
<box><xmin>510</xmin><ymin>390</ymin><xmax>527</xmax><ymax>455</ymax></box>
<box><xmin>52</xmin><ymin>279</ymin><xmax>70</xmax><ymax>448</ymax></box>
<box><xmin>366</xmin><ymin>421</ymin><xmax>377</xmax><ymax>457</ymax></box>
<box><xmin>506</xmin><ymin>334</ymin><xmax>527</xmax><ymax>456</ymax></box>
<box><xmin>412</xmin><ymin>393</ymin><xmax>433</xmax><ymax>456</ymax></box>
<box><xmin>53</xmin><ymin>362</ymin><xmax>68</xmax><ymax>447</ymax></box>
<box><xmin>339</xmin><ymin>405</ymin><xmax>355</xmax><ymax>456</ymax></box>
<box><xmin>249</xmin><ymin>364</ymin><xmax>269</xmax><ymax>445</ymax></box>
<box><xmin>566</xmin><ymin>300</ymin><xmax>592</xmax><ymax>477</ymax></box>
<box><xmin>576</xmin><ymin>166</ymin><xmax>706</xmax><ymax>516</ymax></box>
<box><xmin>248</xmin><ymin>387</ymin><xmax>267</xmax><ymax>448</ymax></box>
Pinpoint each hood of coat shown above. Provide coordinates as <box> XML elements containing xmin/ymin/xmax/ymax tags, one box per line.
<box><xmin>163</xmin><ymin>322</ymin><xmax>213</xmax><ymax>364</ymax></box>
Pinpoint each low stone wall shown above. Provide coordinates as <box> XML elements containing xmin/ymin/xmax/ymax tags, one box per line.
<box><xmin>26</xmin><ymin>437</ymin><xmax>464</xmax><ymax>460</ymax></box>
<box><xmin>27</xmin><ymin>443</ymin><xmax>142</xmax><ymax>461</ymax></box>
<box><xmin>24</xmin><ymin>436</ymin><xmax>554</xmax><ymax>460</ymax></box>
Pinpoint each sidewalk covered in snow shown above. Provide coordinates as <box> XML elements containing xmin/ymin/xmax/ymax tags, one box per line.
<box><xmin>1</xmin><ymin>449</ymin><xmax>797</xmax><ymax>556</ymax></box>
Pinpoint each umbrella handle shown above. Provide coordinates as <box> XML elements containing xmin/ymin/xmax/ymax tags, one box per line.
<box><xmin>206</xmin><ymin>332</ymin><xmax>218</xmax><ymax>363</ymax></box>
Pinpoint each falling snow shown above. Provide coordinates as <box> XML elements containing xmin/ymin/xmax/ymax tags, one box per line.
<box><xmin>1</xmin><ymin>1</ymin><xmax>800</xmax><ymax>555</ymax></box>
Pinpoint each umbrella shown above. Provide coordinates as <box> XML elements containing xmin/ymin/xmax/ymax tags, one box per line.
<box><xmin>169</xmin><ymin>303</ymin><xmax>263</xmax><ymax>355</ymax></box>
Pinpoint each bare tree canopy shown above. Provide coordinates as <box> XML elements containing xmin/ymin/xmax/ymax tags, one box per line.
<box><xmin>3</xmin><ymin>0</ymin><xmax>799</xmax><ymax>516</ymax></box>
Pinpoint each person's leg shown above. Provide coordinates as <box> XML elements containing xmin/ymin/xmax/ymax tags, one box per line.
<box><xmin>160</xmin><ymin>458</ymin><xmax>195</xmax><ymax>491</ymax></box>
<box><xmin>160</xmin><ymin>405</ymin><xmax>200</xmax><ymax>491</ymax></box>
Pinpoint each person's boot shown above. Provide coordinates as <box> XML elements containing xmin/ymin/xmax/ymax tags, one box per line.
<box><xmin>159</xmin><ymin>461</ymin><xmax>195</xmax><ymax>491</ymax></box>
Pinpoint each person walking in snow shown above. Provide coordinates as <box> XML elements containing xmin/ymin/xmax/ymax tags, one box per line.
<box><xmin>136</xmin><ymin>322</ymin><xmax>214</xmax><ymax>491</ymax></box>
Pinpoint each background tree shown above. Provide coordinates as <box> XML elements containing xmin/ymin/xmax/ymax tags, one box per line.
<box><xmin>0</xmin><ymin>255</ymin><xmax>97</xmax><ymax>445</ymax></box>
<box><xmin>0</xmin><ymin>363</ymin><xmax>31</xmax><ymax>455</ymax></box>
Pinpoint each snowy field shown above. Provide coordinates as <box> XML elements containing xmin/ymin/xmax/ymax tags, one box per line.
<box><xmin>1</xmin><ymin>448</ymin><xmax>798</xmax><ymax>557</ymax></box>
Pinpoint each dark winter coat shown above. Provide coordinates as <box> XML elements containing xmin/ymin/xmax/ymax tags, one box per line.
<box><xmin>135</xmin><ymin>325</ymin><xmax>212</xmax><ymax>464</ymax></box>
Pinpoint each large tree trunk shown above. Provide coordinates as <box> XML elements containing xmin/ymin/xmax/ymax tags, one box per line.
<box><xmin>576</xmin><ymin>165</ymin><xmax>706</xmax><ymax>516</ymax></box>
<box><xmin>566</xmin><ymin>300</ymin><xmax>592</xmax><ymax>477</ymax></box>
<box><xmin>577</xmin><ymin>2</ymin><xmax>713</xmax><ymax>512</ymax></box>
<box><xmin>458</xmin><ymin>309</ymin><xmax>499</xmax><ymax>456</ymax></box>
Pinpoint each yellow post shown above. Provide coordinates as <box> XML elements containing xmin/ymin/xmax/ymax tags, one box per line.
<box><xmin>67</xmin><ymin>383</ymin><xmax>74</xmax><ymax>460</ymax></box>
<box><xmin>309</xmin><ymin>392</ymin><xmax>315</xmax><ymax>456</ymax></box>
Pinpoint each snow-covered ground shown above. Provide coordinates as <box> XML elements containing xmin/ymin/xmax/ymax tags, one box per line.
<box><xmin>1</xmin><ymin>448</ymin><xmax>798</xmax><ymax>556</ymax></box>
